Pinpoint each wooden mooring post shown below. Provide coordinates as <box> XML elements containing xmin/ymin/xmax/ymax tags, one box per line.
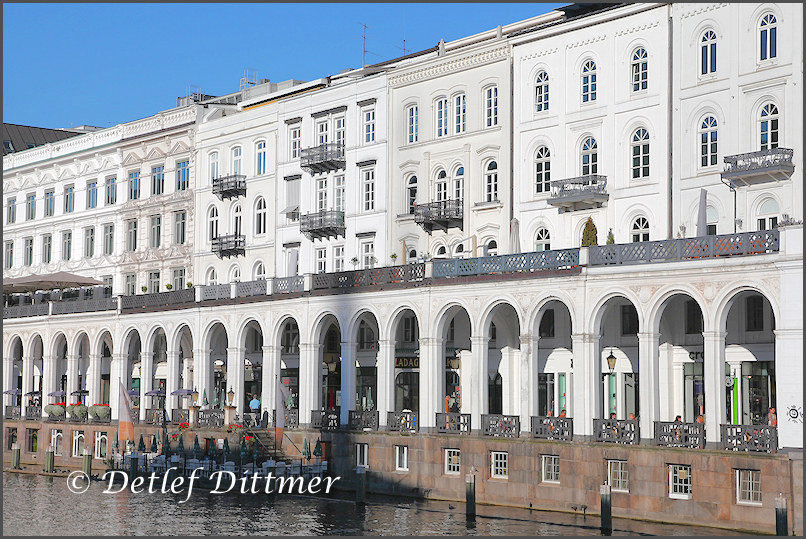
<box><xmin>600</xmin><ymin>484</ymin><xmax>612</xmax><ymax>535</ymax></box>
<box><xmin>775</xmin><ymin>494</ymin><xmax>788</xmax><ymax>536</ymax></box>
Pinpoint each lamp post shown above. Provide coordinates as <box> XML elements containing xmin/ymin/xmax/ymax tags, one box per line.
<box><xmin>227</xmin><ymin>388</ymin><xmax>235</xmax><ymax>407</ymax></box>
<box><xmin>606</xmin><ymin>349</ymin><xmax>617</xmax><ymax>372</ymax></box>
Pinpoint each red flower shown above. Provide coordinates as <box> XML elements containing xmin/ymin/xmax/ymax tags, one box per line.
<box><xmin>55</xmin><ymin>402</ymin><xmax>66</xmax><ymax>406</ymax></box>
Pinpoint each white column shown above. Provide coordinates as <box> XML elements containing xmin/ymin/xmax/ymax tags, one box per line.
<box><xmin>2</xmin><ymin>355</ymin><xmax>14</xmax><ymax>408</ymax></box>
<box><xmin>261</xmin><ymin>345</ymin><xmax>278</xmax><ymax>421</ymax></box>
<box><xmin>638</xmin><ymin>331</ymin><xmax>660</xmax><ymax>439</ymax></box>
<box><xmin>166</xmin><ymin>350</ymin><xmax>180</xmax><ymax>413</ymax></box>
<box><xmin>774</xmin><ymin>328</ymin><xmax>803</xmax><ymax>448</ymax></box>
<box><xmin>109</xmin><ymin>353</ymin><xmax>127</xmax><ymax>421</ymax></box>
<box><xmin>518</xmin><ymin>334</ymin><xmax>533</xmax><ymax>432</ymax></box>
<box><xmin>21</xmin><ymin>357</ymin><xmax>33</xmax><ymax>417</ymax></box>
<box><xmin>419</xmin><ymin>337</ymin><xmax>442</xmax><ymax>429</ymax></box>
<box><xmin>226</xmin><ymin>346</ymin><xmax>245</xmax><ymax>414</ymax></box>
<box><xmin>671</xmin><ymin>358</ymin><xmax>685</xmax><ymax>420</ymax></box>
<box><xmin>339</xmin><ymin>342</ymin><xmax>356</xmax><ymax>425</ymax></box>
<box><xmin>87</xmin><ymin>354</ymin><xmax>102</xmax><ymax>406</ymax></box>
<box><xmin>571</xmin><ymin>333</ymin><xmax>599</xmax><ymax>437</ymax></box>
<box><xmin>376</xmin><ymin>339</ymin><xmax>395</xmax><ymax>427</ymax></box>
<box><xmin>470</xmin><ymin>335</ymin><xmax>489</xmax><ymax>427</ymax></box>
<box><xmin>139</xmin><ymin>348</ymin><xmax>153</xmax><ymax>421</ymax></box>
<box><xmin>298</xmin><ymin>343</ymin><xmax>320</xmax><ymax>425</ymax></box>
<box><xmin>703</xmin><ymin>331</ymin><xmax>727</xmax><ymax>445</ymax></box>
<box><xmin>193</xmin><ymin>348</ymin><xmax>211</xmax><ymax>409</ymax></box>
<box><xmin>66</xmin><ymin>355</ymin><xmax>79</xmax><ymax>403</ymax></box>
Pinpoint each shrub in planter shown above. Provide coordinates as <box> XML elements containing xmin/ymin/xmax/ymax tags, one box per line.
<box><xmin>89</xmin><ymin>404</ymin><xmax>111</xmax><ymax>419</ymax></box>
<box><xmin>44</xmin><ymin>404</ymin><xmax>65</xmax><ymax>416</ymax></box>
<box><xmin>67</xmin><ymin>404</ymin><xmax>88</xmax><ymax>419</ymax></box>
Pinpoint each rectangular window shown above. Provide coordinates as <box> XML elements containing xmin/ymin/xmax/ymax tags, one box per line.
<box><xmin>334</xmin><ymin>245</ymin><xmax>344</xmax><ymax>272</ymax></box>
<box><xmin>317</xmin><ymin>120</ymin><xmax>329</xmax><ymax>145</ymax></box>
<box><xmin>101</xmin><ymin>275</ymin><xmax>113</xmax><ymax>289</ymax></box>
<box><xmin>454</xmin><ymin>94</ymin><xmax>466</xmax><ymax>134</ymax></box>
<box><xmin>103</xmin><ymin>224</ymin><xmax>114</xmax><ymax>256</ymax></box>
<box><xmin>44</xmin><ymin>189</ymin><xmax>55</xmax><ymax>217</ymax></box>
<box><xmin>126</xmin><ymin>220</ymin><xmax>138</xmax><ymax>252</ymax></box>
<box><xmin>6</xmin><ymin>427</ymin><xmax>17</xmax><ymax>451</ymax></box>
<box><xmin>334</xmin><ymin>116</ymin><xmax>345</xmax><ymax>147</ymax></box>
<box><xmin>356</xmin><ymin>443</ymin><xmax>369</xmax><ymax>467</ymax></box>
<box><xmin>149</xmin><ymin>215</ymin><xmax>161</xmax><ymax>249</ymax></box>
<box><xmin>334</xmin><ymin>175</ymin><xmax>345</xmax><ymax>212</ymax></box>
<box><xmin>61</xmin><ymin>231</ymin><xmax>72</xmax><ymax>261</ymax></box>
<box><xmin>125</xmin><ymin>273</ymin><xmax>137</xmax><ymax>296</ymax></box>
<box><xmin>105</xmin><ymin>177</ymin><xmax>117</xmax><ymax>205</ymax></box>
<box><xmin>290</xmin><ymin>126</ymin><xmax>301</xmax><ymax>159</ymax></box>
<box><xmin>436</xmin><ymin>98</ymin><xmax>448</xmax><ymax>137</ymax></box>
<box><xmin>25</xmin><ymin>428</ymin><xmax>38</xmax><ymax>453</ymax></box>
<box><xmin>685</xmin><ymin>300</ymin><xmax>703</xmax><ymax>334</ymax></box>
<box><xmin>84</xmin><ymin>227</ymin><xmax>95</xmax><ymax>258</ymax></box>
<box><xmin>26</xmin><ymin>193</ymin><xmax>36</xmax><ymax>220</ymax></box>
<box><xmin>669</xmin><ymin>464</ymin><xmax>692</xmax><ymax>499</ymax></box>
<box><xmin>176</xmin><ymin>160</ymin><xmax>189</xmax><ymax>191</ymax></box>
<box><xmin>445</xmin><ymin>448</ymin><xmax>460</xmax><ymax>475</ymax></box>
<box><xmin>736</xmin><ymin>469</ymin><xmax>761</xmax><ymax>505</ymax></box>
<box><xmin>23</xmin><ymin>237</ymin><xmax>33</xmax><ymax>266</ymax></box>
<box><xmin>407</xmin><ymin>105</ymin><xmax>418</xmax><ymax>144</ymax></box>
<box><xmin>87</xmin><ymin>180</ymin><xmax>97</xmax><ymax>209</ymax></box>
<box><xmin>151</xmin><ymin>164</ymin><xmax>165</xmax><ymax>195</ymax></box>
<box><xmin>172</xmin><ymin>268</ymin><xmax>186</xmax><ymax>290</ymax></box>
<box><xmin>363</xmin><ymin>108</ymin><xmax>375</xmax><ymax>143</ymax></box>
<box><xmin>316</xmin><ymin>247</ymin><xmax>327</xmax><ymax>274</ymax></box>
<box><xmin>6</xmin><ymin>198</ymin><xmax>16</xmax><ymax>224</ymax></box>
<box><xmin>621</xmin><ymin>305</ymin><xmax>639</xmax><ymax>335</ymax></box>
<box><xmin>63</xmin><ymin>185</ymin><xmax>74</xmax><ymax>213</ymax></box>
<box><xmin>361</xmin><ymin>241</ymin><xmax>375</xmax><ymax>269</ymax></box>
<box><xmin>174</xmin><ymin>211</ymin><xmax>186</xmax><ymax>245</ymax></box>
<box><xmin>491</xmin><ymin>451</ymin><xmax>508</xmax><ymax>479</ymax></box>
<box><xmin>745</xmin><ymin>295</ymin><xmax>764</xmax><ymax>332</ymax></box>
<box><xmin>485</xmin><ymin>86</ymin><xmax>498</xmax><ymax>127</ymax></box>
<box><xmin>128</xmin><ymin>170</ymin><xmax>140</xmax><ymax>200</ymax></box>
<box><xmin>94</xmin><ymin>431</ymin><xmax>108</xmax><ymax>460</ymax></box>
<box><xmin>395</xmin><ymin>445</ymin><xmax>409</xmax><ymax>471</ymax></box>
<box><xmin>362</xmin><ymin>168</ymin><xmax>375</xmax><ymax>211</ymax></box>
<box><xmin>42</xmin><ymin>234</ymin><xmax>52</xmax><ymax>263</ymax></box>
<box><xmin>72</xmin><ymin>430</ymin><xmax>85</xmax><ymax>457</ymax></box>
<box><xmin>148</xmin><ymin>271</ymin><xmax>160</xmax><ymax>293</ymax></box>
<box><xmin>542</xmin><ymin>454</ymin><xmax>560</xmax><ymax>483</ymax></box>
<box><xmin>316</xmin><ymin>178</ymin><xmax>328</xmax><ymax>212</ymax></box>
<box><xmin>607</xmin><ymin>460</ymin><xmax>629</xmax><ymax>492</ymax></box>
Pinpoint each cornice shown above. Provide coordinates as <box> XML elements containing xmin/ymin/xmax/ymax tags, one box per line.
<box><xmin>389</xmin><ymin>44</ymin><xmax>509</xmax><ymax>88</ymax></box>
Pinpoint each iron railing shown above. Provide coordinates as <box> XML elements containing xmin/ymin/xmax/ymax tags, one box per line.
<box><xmin>272</xmin><ymin>276</ymin><xmax>305</xmax><ymax>294</ymax></box>
<box><xmin>589</xmin><ymin>230</ymin><xmax>779</xmax><ymax>266</ymax></box>
<box><xmin>25</xmin><ymin>406</ymin><xmax>42</xmax><ymax>420</ymax></box>
<box><xmin>723</xmin><ymin>147</ymin><xmax>794</xmax><ymax>177</ymax></box>
<box><xmin>311</xmin><ymin>409</ymin><xmax>340</xmax><ymax>431</ymax></box>
<box><xmin>549</xmin><ymin>174</ymin><xmax>608</xmax><ymax>199</ymax></box>
<box><xmin>387</xmin><ymin>411</ymin><xmax>418</xmax><ymax>433</ymax></box>
<box><xmin>481</xmin><ymin>414</ymin><xmax>521</xmax><ymax>437</ymax></box>
<box><xmin>414</xmin><ymin>199</ymin><xmax>463</xmax><ymax>227</ymax></box>
<box><xmin>300</xmin><ymin>210</ymin><xmax>345</xmax><ymax>239</ymax></box>
<box><xmin>300</xmin><ymin>143</ymin><xmax>345</xmax><ymax>173</ymax></box>
<box><xmin>433</xmin><ymin>249</ymin><xmax>579</xmax><ymax>278</ymax></box>
<box><xmin>531</xmin><ymin>416</ymin><xmax>573</xmax><ymax>441</ymax></box>
<box><xmin>200</xmin><ymin>284</ymin><xmax>231</xmax><ymax>301</ymax></box>
<box><xmin>196</xmin><ymin>409</ymin><xmax>225</xmax><ymax>428</ymax></box>
<box><xmin>145</xmin><ymin>408</ymin><xmax>166</xmax><ymax>425</ymax></box>
<box><xmin>312</xmin><ymin>264</ymin><xmax>425</xmax><ymax>290</ymax></box>
<box><xmin>51</xmin><ymin>296</ymin><xmax>117</xmax><ymax>315</ymax></box>
<box><xmin>349</xmin><ymin>410</ymin><xmax>379</xmax><ymax>431</ymax></box>
<box><xmin>5</xmin><ymin>405</ymin><xmax>21</xmax><ymax>420</ymax></box>
<box><xmin>3</xmin><ymin>303</ymin><xmax>49</xmax><ymax>319</ymax></box>
<box><xmin>436</xmin><ymin>412</ymin><xmax>471</xmax><ymax>434</ymax></box>
<box><xmin>593</xmin><ymin>419</ymin><xmax>639</xmax><ymax>445</ymax></box>
<box><xmin>211</xmin><ymin>174</ymin><xmax>247</xmax><ymax>199</ymax></box>
<box><xmin>654</xmin><ymin>421</ymin><xmax>705</xmax><ymax>449</ymax></box>
<box><xmin>721</xmin><ymin>424</ymin><xmax>778</xmax><ymax>453</ymax></box>
<box><xmin>121</xmin><ymin>289</ymin><xmax>195</xmax><ymax>310</ymax></box>
<box><xmin>273</xmin><ymin>408</ymin><xmax>299</xmax><ymax>429</ymax></box>
<box><xmin>211</xmin><ymin>234</ymin><xmax>246</xmax><ymax>258</ymax></box>
<box><xmin>235</xmin><ymin>280</ymin><xmax>268</xmax><ymax>298</ymax></box>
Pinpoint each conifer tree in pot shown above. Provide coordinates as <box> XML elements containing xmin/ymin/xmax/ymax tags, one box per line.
<box><xmin>581</xmin><ymin>217</ymin><xmax>598</xmax><ymax>247</ymax></box>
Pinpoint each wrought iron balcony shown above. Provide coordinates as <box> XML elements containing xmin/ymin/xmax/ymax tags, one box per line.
<box><xmin>481</xmin><ymin>414</ymin><xmax>521</xmax><ymax>438</ymax></box>
<box><xmin>300</xmin><ymin>210</ymin><xmax>345</xmax><ymax>241</ymax></box>
<box><xmin>5</xmin><ymin>405</ymin><xmax>21</xmax><ymax>420</ymax></box>
<box><xmin>722</xmin><ymin>147</ymin><xmax>794</xmax><ymax>186</ymax></box>
<box><xmin>300</xmin><ymin>143</ymin><xmax>345</xmax><ymax>174</ymax></box>
<box><xmin>414</xmin><ymin>199</ymin><xmax>463</xmax><ymax>233</ymax></box>
<box><xmin>311</xmin><ymin>263</ymin><xmax>425</xmax><ymax>291</ymax></box>
<box><xmin>593</xmin><ymin>418</ymin><xmax>639</xmax><ymax>445</ymax></box>
<box><xmin>25</xmin><ymin>405</ymin><xmax>41</xmax><ymax>420</ymax></box>
<box><xmin>721</xmin><ymin>424</ymin><xmax>777</xmax><ymax>453</ymax></box>
<box><xmin>387</xmin><ymin>411</ymin><xmax>418</xmax><ymax>432</ymax></box>
<box><xmin>531</xmin><ymin>416</ymin><xmax>573</xmax><ymax>441</ymax></box>
<box><xmin>432</xmin><ymin>248</ymin><xmax>579</xmax><ymax>278</ymax></box>
<box><xmin>171</xmin><ymin>409</ymin><xmax>190</xmax><ymax>425</ymax></box>
<box><xmin>196</xmin><ymin>409</ymin><xmax>225</xmax><ymax>428</ymax></box>
<box><xmin>311</xmin><ymin>409</ymin><xmax>340</xmax><ymax>431</ymax></box>
<box><xmin>121</xmin><ymin>289</ymin><xmax>195</xmax><ymax>311</ymax></box>
<box><xmin>547</xmin><ymin>174</ymin><xmax>608</xmax><ymax>211</ymax></box>
<box><xmin>211</xmin><ymin>234</ymin><xmax>245</xmax><ymax>258</ymax></box>
<box><xmin>348</xmin><ymin>410</ymin><xmax>379</xmax><ymax>431</ymax></box>
<box><xmin>436</xmin><ymin>412</ymin><xmax>471</xmax><ymax>434</ymax></box>
<box><xmin>211</xmin><ymin>174</ymin><xmax>247</xmax><ymax>200</ymax></box>
<box><xmin>655</xmin><ymin>421</ymin><xmax>705</xmax><ymax>449</ymax></box>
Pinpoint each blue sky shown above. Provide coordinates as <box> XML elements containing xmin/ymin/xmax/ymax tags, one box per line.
<box><xmin>3</xmin><ymin>3</ymin><xmax>562</xmax><ymax>129</ymax></box>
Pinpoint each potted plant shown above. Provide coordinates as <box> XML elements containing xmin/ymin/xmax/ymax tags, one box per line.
<box><xmin>390</xmin><ymin>253</ymin><xmax>398</xmax><ymax>264</ymax></box>
<box><xmin>581</xmin><ymin>217</ymin><xmax>598</xmax><ymax>247</ymax></box>
<box><xmin>44</xmin><ymin>404</ymin><xmax>65</xmax><ymax>417</ymax></box>
<box><xmin>606</xmin><ymin>228</ymin><xmax>615</xmax><ymax>245</ymax></box>
<box><xmin>350</xmin><ymin>257</ymin><xmax>359</xmax><ymax>269</ymax></box>
<box><xmin>68</xmin><ymin>403</ymin><xmax>88</xmax><ymax>420</ymax></box>
<box><xmin>141</xmin><ymin>286</ymin><xmax>148</xmax><ymax>293</ymax></box>
<box><xmin>165</xmin><ymin>283</ymin><xmax>173</xmax><ymax>290</ymax></box>
<box><xmin>186</xmin><ymin>282</ymin><xmax>193</xmax><ymax>288</ymax></box>
<box><xmin>89</xmin><ymin>404</ymin><xmax>111</xmax><ymax>420</ymax></box>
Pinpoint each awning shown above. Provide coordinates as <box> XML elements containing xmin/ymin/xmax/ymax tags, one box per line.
<box><xmin>4</xmin><ymin>272</ymin><xmax>105</xmax><ymax>294</ymax></box>
<box><xmin>280</xmin><ymin>205</ymin><xmax>299</xmax><ymax>215</ymax></box>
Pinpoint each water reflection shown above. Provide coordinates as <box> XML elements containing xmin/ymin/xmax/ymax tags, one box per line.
<box><xmin>3</xmin><ymin>473</ymin><xmax>748</xmax><ymax>536</ymax></box>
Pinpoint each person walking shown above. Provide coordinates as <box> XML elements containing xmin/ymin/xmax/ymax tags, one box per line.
<box><xmin>249</xmin><ymin>394</ymin><xmax>261</xmax><ymax>426</ymax></box>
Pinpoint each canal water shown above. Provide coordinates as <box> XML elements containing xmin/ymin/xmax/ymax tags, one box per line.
<box><xmin>3</xmin><ymin>472</ymin><xmax>748</xmax><ymax>536</ymax></box>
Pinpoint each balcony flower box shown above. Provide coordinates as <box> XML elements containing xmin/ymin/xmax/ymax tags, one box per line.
<box><xmin>44</xmin><ymin>404</ymin><xmax>65</xmax><ymax>417</ymax></box>
<box><xmin>89</xmin><ymin>404</ymin><xmax>111</xmax><ymax>420</ymax></box>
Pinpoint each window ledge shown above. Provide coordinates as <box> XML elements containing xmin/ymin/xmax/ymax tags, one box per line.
<box><xmin>473</xmin><ymin>200</ymin><xmax>503</xmax><ymax>211</ymax></box>
<box><xmin>396</xmin><ymin>213</ymin><xmax>416</xmax><ymax>222</ymax></box>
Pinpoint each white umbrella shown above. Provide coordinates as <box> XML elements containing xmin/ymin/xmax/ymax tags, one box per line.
<box><xmin>3</xmin><ymin>271</ymin><xmax>104</xmax><ymax>293</ymax></box>
<box><xmin>509</xmin><ymin>218</ymin><xmax>521</xmax><ymax>254</ymax></box>
<box><xmin>695</xmin><ymin>189</ymin><xmax>708</xmax><ymax>237</ymax></box>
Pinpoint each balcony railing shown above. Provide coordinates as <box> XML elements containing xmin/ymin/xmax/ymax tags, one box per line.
<box><xmin>300</xmin><ymin>210</ymin><xmax>345</xmax><ymax>240</ymax></box>
<box><xmin>547</xmin><ymin>174</ymin><xmax>608</xmax><ymax>211</ymax></box>
<box><xmin>25</xmin><ymin>406</ymin><xmax>41</xmax><ymax>420</ymax></box>
<box><xmin>200</xmin><ymin>283</ymin><xmax>231</xmax><ymax>301</ymax></box>
<box><xmin>531</xmin><ymin>416</ymin><xmax>573</xmax><ymax>441</ymax></box>
<box><xmin>211</xmin><ymin>174</ymin><xmax>247</xmax><ymax>200</ymax></box>
<box><xmin>722</xmin><ymin>147</ymin><xmax>794</xmax><ymax>185</ymax></box>
<box><xmin>481</xmin><ymin>414</ymin><xmax>521</xmax><ymax>438</ymax></box>
<box><xmin>5</xmin><ymin>405</ymin><xmax>21</xmax><ymax>420</ymax></box>
<box><xmin>272</xmin><ymin>276</ymin><xmax>305</xmax><ymax>295</ymax></box>
<box><xmin>348</xmin><ymin>410</ymin><xmax>379</xmax><ymax>431</ymax></box>
<box><xmin>300</xmin><ymin>143</ymin><xmax>345</xmax><ymax>174</ymax></box>
<box><xmin>387</xmin><ymin>411</ymin><xmax>418</xmax><ymax>433</ymax></box>
<box><xmin>196</xmin><ymin>409</ymin><xmax>225</xmax><ymax>428</ymax></box>
<box><xmin>145</xmin><ymin>408</ymin><xmax>166</xmax><ymax>425</ymax></box>
<box><xmin>433</xmin><ymin>248</ymin><xmax>579</xmax><ymax>278</ymax></box>
<box><xmin>211</xmin><ymin>234</ymin><xmax>246</xmax><ymax>259</ymax></box>
<box><xmin>312</xmin><ymin>264</ymin><xmax>425</xmax><ymax>291</ymax></box>
<box><xmin>654</xmin><ymin>421</ymin><xmax>705</xmax><ymax>449</ymax></box>
<box><xmin>274</xmin><ymin>408</ymin><xmax>299</xmax><ymax>429</ymax></box>
<box><xmin>235</xmin><ymin>280</ymin><xmax>267</xmax><ymax>298</ymax></box>
<box><xmin>436</xmin><ymin>412</ymin><xmax>471</xmax><ymax>434</ymax></box>
<box><xmin>590</xmin><ymin>230</ymin><xmax>779</xmax><ymax>266</ymax></box>
<box><xmin>721</xmin><ymin>424</ymin><xmax>777</xmax><ymax>453</ymax></box>
<box><xmin>593</xmin><ymin>418</ymin><xmax>639</xmax><ymax>445</ymax></box>
<box><xmin>121</xmin><ymin>289</ymin><xmax>195</xmax><ymax>311</ymax></box>
<box><xmin>50</xmin><ymin>296</ymin><xmax>117</xmax><ymax>315</ymax></box>
<box><xmin>3</xmin><ymin>302</ymin><xmax>49</xmax><ymax>319</ymax></box>
<box><xmin>414</xmin><ymin>199</ymin><xmax>463</xmax><ymax>233</ymax></box>
<box><xmin>311</xmin><ymin>409</ymin><xmax>340</xmax><ymax>431</ymax></box>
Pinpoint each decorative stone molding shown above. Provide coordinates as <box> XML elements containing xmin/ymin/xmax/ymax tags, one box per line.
<box><xmin>389</xmin><ymin>45</ymin><xmax>509</xmax><ymax>88</ymax></box>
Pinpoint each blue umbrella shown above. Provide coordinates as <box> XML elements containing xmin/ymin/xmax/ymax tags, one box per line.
<box><xmin>145</xmin><ymin>389</ymin><xmax>165</xmax><ymax>396</ymax></box>
<box><xmin>171</xmin><ymin>389</ymin><xmax>194</xmax><ymax>396</ymax></box>
<box><xmin>47</xmin><ymin>390</ymin><xmax>66</xmax><ymax>397</ymax></box>
<box><xmin>4</xmin><ymin>389</ymin><xmax>22</xmax><ymax>395</ymax></box>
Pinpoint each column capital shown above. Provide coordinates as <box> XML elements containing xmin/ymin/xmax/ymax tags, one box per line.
<box><xmin>636</xmin><ymin>332</ymin><xmax>660</xmax><ymax>341</ymax></box>
<box><xmin>299</xmin><ymin>343</ymin><xmax>321</xmax><ymax>353</ymax></box>
<box><xmin>470</xmin><ymin>335</ymin><xmax>488</xmax><ymax>345</ymax></box>
<box><xmin>226</xmin><ymin>346</ymin><xmax>245</xmax><ymax>356</ymax></box>
<box><xmin>262</xmin><ymin>344</ymin><xmax>280</xmax><ymax>353</ymax></box>
<box><xmin>340</xmin><ymin>341</ymin><xmax>358</xmax><ymax>352</ymax></box>
<box><xmin>193</xmin><ymin>348</ymin><xmax>210</xmax><ymax>357</ymax></box>
<box><xmin>419</xmin><ymin>337</ymin><xmax>443</xmax><ymax>347</ymax></box>
<box><xmin>571</xmin><ymin>332</ymin><xmax>601</xmax><ymax>343</ymax></box>
<box><xmin>701</xmin><ymin>331</ymin><xmax>727</xmax><ymax>340</ymax></box>
<box><xmin>112</xmin><ymin>353</ymin><xmax>127</xmax><ymax>363</ymax></box>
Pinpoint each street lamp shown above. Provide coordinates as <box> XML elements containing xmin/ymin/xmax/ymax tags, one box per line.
<box><xmin>191</xmin><ymin>388</ymin><xmax>199</xmax><ymax>406</ymax></box>
<box><xmin>227</xmin><ymin>388</ymin><xmax>235</xmax><ymax>406</ymax></box>
<box><xmin>606</xmin><ymin>349</ymin><xmax>617</xmax><ymax>372</ymax></box>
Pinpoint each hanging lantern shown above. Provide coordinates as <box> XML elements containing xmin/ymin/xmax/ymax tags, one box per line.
<box><xmin>606</xmin><ymin>348</ymin><xmax>617</xmax><ymax>372</ymax></box>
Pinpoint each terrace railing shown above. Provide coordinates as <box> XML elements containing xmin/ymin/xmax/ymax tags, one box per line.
<box><xmin>721</xmin><ymin>424</ymin><xmax>777</xmax><ymax>453</ymax></box>
<box><xmin>531</xmin><ymin>416</ymin><xmax>573</xmax><ymax>441</ymax></box>
<box><xmin>272</xmin><ymin>276</ymin><xmax>305</xmax><ymax>295</ymax></box>
<box><xmin>593</xmin><ymin>418</ymin><xmax>639</xmax><ymax>445</ymax></box>
<box><xmin>51</xmin><ymin>296</ymin><xmax>117</xmax><ymax>315</ymax></box>
<box><xmin>348</xmin><ymin>410</ymin><xmax>379</xmax><ymax>431</ymax></box>
<box><xmin>5</xmin><ymin>405</ymin><xmax>21</xmax><ymax>420</ymax></box>
<box><xmin>433</xmin><ymin>249</ymin><xmax>578</xmax><ymax>278</ymax></box>
<box><xmin>25</xmin><ymin>406</ymin><xmax>42</xmax><ymax>420</ymax></box>
<box><xmin>481</xmin><ymin>414</ymin><xmax>521</xmax><ymax>438</ymax></box>
<box><xmin>312</xmin><ymin>264</ymin><xmax>425</xmax><ymax>291</ymax></box>
<box><xmin>121</xmin><ymin>289</ymin><xmax>195</xmax><ymax>310</ymax></box>
<box><xmin>272</xmin><ymin>409</ymin><xmax>299</xmax><ymax>429</ymax></box>
<box><xmin>196</xmin><ymin>409</ymin><xmax>225</xmax><ymax>428</ymax></box>
<box><xmin>200</xmin><ymin>284</ymin><xmax>231</xmax><ymax>302</ymax></box>
<box><xmin>3</xmin><ymin>303</ymin><xmax>49</xmax><ymax>319</ymax></box>
<box><xmin>235</xmin><ymin>280</ymin><xmax>268</xmax><ymax>298</ymax></box>
<box><xmin>436</xmin><ymin>412</ymin><xmax>471</xmax><ymax>435</ymax></box>
<box><xmin>311</xmin><ymin>409</ymin><xmax>340</xmax><ymax>431</ymax></box>
<box><xmin>654</xmin><ymin>421</ymin><xmax>705</xmax><ymax>449</ymax></box>
<box><xmin>387</xmin><ymin>411</ymin><xmax>418</xmax><ymax>433</ymax></box>
<box><xmin>145</xmin><ymin>408</ymin><xmax>166</xmax><ymax>425</ymax></box>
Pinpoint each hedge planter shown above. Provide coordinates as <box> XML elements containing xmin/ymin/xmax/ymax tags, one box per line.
<box><xmin>44</xmin><ymin>404</ymin><xmax>65</xmax><ymax>417</ymax></box>
<box><xmin>68</xmin><ymin>404</ymin><xmax>89</xmax><ymax>420</ymax></box>
<box><xmin>89</xmin><ymin>405</ymin><xmax>111</xmax><ymax>420</ymax></box>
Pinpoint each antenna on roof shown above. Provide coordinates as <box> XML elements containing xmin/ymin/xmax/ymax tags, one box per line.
<box><xmin>240</xmin><ymin>69</ymin><xmax>259</xmax><ymax>90</ymax></box>
<box><xmin>399</xmin><ymin>25</ymin><xmax>411</xmax><ymax>56</ymax></box>
<box><xmin>359</xmin><ymin>22</ymin><xmax>371</xmax><ymax>67</ymax></box>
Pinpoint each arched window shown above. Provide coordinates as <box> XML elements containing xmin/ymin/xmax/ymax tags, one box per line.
<box><xmin>631</xmin><ymin>47</ymin><xmax>648</xmax><ymax>92</ymax></box>
<box><xmin>582</xmin><ymin>60</ymin><xmax>597</xmax><ymax>103</ymax></box>
<box><xmin>706</xmin><ymin>206</ymin><xmax>719</xmax><ymax>236</ymax></box>
<box><xmin>406</xmin><ymin>104</ymin><xmax>419</xmax><ymax>144</ymax></box>
<box><xmin>581</xmin><ymin>137</ymin><xmax>598</xmax><ymax>175</ymax></box>
<box><xmin>255</xmin><ymin>141</ymin><xmax>266</xmax><ymax>175</ymax></box>
<box><xmin>208</xmin><ymin>207</ymin><xmax>219</xmax><ymax>241</ymax></box>
<box><xmin>436</xmin><ymin>98</ymin><xmax>449</xmax><ymax>137</ymax></box>
<box><xmin>407</xmin><ymin>175</ymin><xmax>418</xmax><ymax>214</ymax></box>
<box><xmin>759</xmin><ymin>14</ymin><xmax>777</xmax><ymax>61</ymax></box>
<box><xmin>231</xmin><ymin>147</ymin><xmax>242</xmax><ymax>176</ymax></box>
<box><xmin>206</xmin><ymin>267</ymin><xmax>217</xmax><ymax>286</ymax></box>
<box><xmin>454</xmin><ymin>93</ymin><xmax>466</xmax><ymax>134</ymax></box>
<box><xmin>700</xmin><ymin>30</ymin><xmax>717</xmax><ymax>75</ymax></box>
<box><xmin>453</xmin><ymin>166</ymin><xmax>464</xmax><ymax>201</ymax></box>
<box><xmin>631</xmin><ymin>216</ymin><xmax>650</xmax><ymax>242</ymax></box>
<box><xmin>757</xmin><ymin>198</ymin><xmax>779</xmax><ymax>230</ymax></box>
<box><xmin>485</xmin><ymin>161</ymin><xmax>498</xmax><ymax>202</ymax></box>
<box><xmin>453</xmin><ymin>243</ymin><xmax>465</xmax><ymax>257</ymax></box>
<box><xmin>209</xmin><ymin>151</ymin><xmax>219</xmax><ymax>181</ymax></box>
<box><xmin>408</xmin><ymin>249</ymin><xmax>417</xmax><ymax>262</ymax></box>
<box><xmin>229</xmin><ymin>265</ymin><xmax>241</xmax><ymax>283</ymax></box>
<box><xmin>435</xmin><ymin>170</ymin><xmax>448</xmax><ymax>202</ymax></box>
<box><xmin>435</xmin><ymin>245</ymin><xmax>447</xmax><ymax>258</ymax></box>
<box><xmin>631</xmin><ymin>128</ymin><xmax>650</xmax><ymax>179</ymax></box>
<box><xmin>535</xmin><ymin>71</ymin><xmax>549</xmax><ymax>112</ymax></box>
<box><xmin>255</xmin><ymin>197</ymin><xmax>267</xmax><ymax>235</ymax></box>
<box><xmin>232</xmin><ymin>204</ymin><xmax>242</xmax><ymax>236</ymax></box>
<box><xmin>699</xmin><ymin>116</ymin><xmax>718</xmax><ymax>167</ymax></box>
<box><xmin>485</xmin><ymin>240</ymin><xmax>498</xmax><ymax>256</ymax></box>
<box><xmin>253</xmin><ymin>262</ymin><xmax>266</xmax><ymax>280</ymax></box>
<box><xmin>759</xmin><ymin>103</ymin><xmax>779</xmax><ymax>150</ymax></box>
<box><xmin>535</xmin><ymin>228</ymin><xmax>551</xmax><ymax>251</ymax></box>
<box><xmin>535</xmin><ymin>146</ymin><xmax>551</xmax><ymax>194</ymax></box>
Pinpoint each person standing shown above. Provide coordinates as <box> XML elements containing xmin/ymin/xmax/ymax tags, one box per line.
<box><xmin>768</xmin><ymin>407</ymin><xmax>778</xmax><ymax>427</ymax></box>
<box><xmin>249</xmin><ymin>394</ymin><xmax>260</xmax><ymax>426</ymax></box>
